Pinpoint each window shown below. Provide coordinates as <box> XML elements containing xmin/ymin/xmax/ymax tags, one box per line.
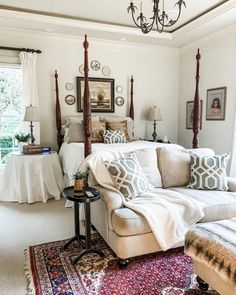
<box><xmin>0</xmin><ymin>64</ymin><xmax>22</xmax><ymax>165</ymax></box>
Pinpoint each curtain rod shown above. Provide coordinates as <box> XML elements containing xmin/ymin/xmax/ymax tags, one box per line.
<box><xmin>0</xmin><ymin>46</ymin><xmax>41</xmax><ymax>54</ymax></box>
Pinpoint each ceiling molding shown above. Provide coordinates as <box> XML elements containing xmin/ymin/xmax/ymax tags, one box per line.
<box><xmin>0</xmin><ymin>1</ymin><xmax>232</xmax><ymax>34</ymax></box>
<box><xmin>170</xmin><ymin>0</ymin><xmax>229</xmax><ymax>32</ymax></box>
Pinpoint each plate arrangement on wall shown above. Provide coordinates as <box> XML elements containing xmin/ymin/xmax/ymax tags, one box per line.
<box><xmin>65</xmin><ymin>82</ymin><xmax>74</xmax><ymax>91</ymax></box>
<box><xmin>102</xmin><ymin>66</ymin><xmax>111</xmax><ymax>77</ymax></box>
<box><xmin>91</xmin><ymin>60</ymin><xmax>101</xmax><ymax>71</ymax></box>
<box><xmin>116</xmin><ymin>85</ymin><xmax>123</xmax><ymax>94</ymax></box>
<box><xmin>65</xmin><ymin>95</ymin><xmax>76</xmax><ymax>105</ymax></box>
<box><xmin>115</xmin><ymin>96</ymin><xmax>125</xmax><ymax>106</ymax></box>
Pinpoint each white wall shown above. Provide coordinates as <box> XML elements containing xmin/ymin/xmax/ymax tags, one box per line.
<box><xmin>0</xmin><ymin>28</ymin><xmax>179</xmax><ymax>150</ymax></box>
<box><xmin>178</xmin><ymin>28</ymin><xmax>236</xmax><ymax>154</ymax></box>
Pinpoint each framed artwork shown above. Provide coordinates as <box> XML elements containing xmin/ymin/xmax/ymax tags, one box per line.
<box><xmin>206</xmin><ymin>87</ymin><xmax>226</xmax><ymax>120</ymax></box>
<box><xmin>77</xmin><ymin>77</ymin><xmax>114</xmax><ymax>113</ymax></box>
<box><xmin>186</xmin><ymin>100</ymin><xmax>203</xmax><ymax>129</ymax></box>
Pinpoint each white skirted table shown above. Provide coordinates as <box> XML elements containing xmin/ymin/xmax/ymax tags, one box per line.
<box><xmin>0</xmin><ymin>152</ymin><xmax>63</xmax><ymax>204</ymax></box>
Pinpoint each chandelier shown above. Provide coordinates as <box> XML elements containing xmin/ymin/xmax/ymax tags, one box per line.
<box><xmin>127</xmin><ymin>0</ymin><xmax>186</xmax><ymax>34</ymax></box>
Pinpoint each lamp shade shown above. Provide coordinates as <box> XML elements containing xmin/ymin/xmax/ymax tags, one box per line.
<box><xmin>147</xmin><ymin>106</ymin><xmax>162</xmax><ymax>121</ymax></box>
<box><xmin>23</xmin><ymin>106</ymin><xmax>39</xmax><ymax>122</ymax></box>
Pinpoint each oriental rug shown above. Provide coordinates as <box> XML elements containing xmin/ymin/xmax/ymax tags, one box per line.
<box><xmin>25</xmin><ymin>233</ymin><xmax>218</xmax><ymax>295</ymax></box>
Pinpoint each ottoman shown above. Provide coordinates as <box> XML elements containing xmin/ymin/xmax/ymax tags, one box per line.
<box><xmin>185</xmin><ymin>218</ymin><xmax>236</xmax><ymax>295</ymax></box>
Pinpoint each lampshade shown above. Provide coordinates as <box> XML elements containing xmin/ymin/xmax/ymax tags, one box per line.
<box><xmin>147</xmin><ymin>106</ymin><xmax>162</xmax><ymax>121</ymax></box>
<box><xmin>23</xmin><ymin>105</ymin><xmax>39</xmax><ymax>122</ymax></box>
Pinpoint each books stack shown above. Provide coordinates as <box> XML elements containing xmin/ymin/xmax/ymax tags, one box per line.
<box><xmin>23</xmin><ymin>144</ymin><xmax>44</xmax><ymax>154</ymax></box>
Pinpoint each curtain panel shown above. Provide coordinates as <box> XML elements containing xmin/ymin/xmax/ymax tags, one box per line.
<box><xmin>19</xmin><ymin>52</ymin><xmax>40</xmax><ymax>144</ymax></box>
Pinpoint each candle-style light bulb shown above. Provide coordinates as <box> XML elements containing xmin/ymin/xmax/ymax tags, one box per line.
<box><xmin>163</xmin><ymin>0</ymin><xmax>165</xmax><ymax>12</ymax></box>
<box><xmin>140</xmin><ymin>1</ymin><xmax>143</xmax><ymax>13</ymax></box>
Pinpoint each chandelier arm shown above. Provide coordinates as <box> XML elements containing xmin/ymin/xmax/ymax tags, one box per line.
<box><xmin>157</xmin><ymin>6</ymin><xmax>182</xmax><ymax>27</ymax></box>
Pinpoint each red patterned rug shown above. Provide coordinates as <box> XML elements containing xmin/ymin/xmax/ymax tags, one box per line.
<box><xmin>25</xmin><ymin>233</ymin><xmax>218</xmax><ymax>295</ymax></box>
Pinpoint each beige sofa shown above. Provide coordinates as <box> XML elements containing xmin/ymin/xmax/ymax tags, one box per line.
<box><xmin>90</xmin><ymin>147</ymin><xmax>236</xmax><ymax>266</ymax></box>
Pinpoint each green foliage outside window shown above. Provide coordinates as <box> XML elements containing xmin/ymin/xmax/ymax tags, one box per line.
<box><xmin>0</xmin><ymin>66</ymin><xmax>22</xmax><ymax>164</ymax></box>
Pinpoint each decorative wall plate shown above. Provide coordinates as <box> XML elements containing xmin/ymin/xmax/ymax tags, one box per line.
<box><xmin>91</xmin><ymin>60</ymin><xmax>101</xmax><ymax>71</ymax></box>
<box><xmin>116</xmin><ymin>85</ymin><xmax>123</xmax><ymax>93</ymax></box>
<box><xmin>65</xmin><ymin>82</ymin><xmax>74</xmax><ymax>91</ymax></box>
<box><xmin>115</xmin><ymin>96</ymin><xmax>125</xmax><ymax>106</ymax></box>
<box><xmin>65</xmin><ymin>95</ymin><xmax>76</xmax><ymax>105</ymax></box>
<box><xmin>79</xmin><ymin>64</ymin><xmax>84</xmax><ymax>75</ymax></box>
<box><xmin>102</xmin><ymin>66</ymin><xmax>111</xmax><ymax>76</ymax></box>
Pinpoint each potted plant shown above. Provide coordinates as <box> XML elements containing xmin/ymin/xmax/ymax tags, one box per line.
<box><xmin>14</xmin><ymin>133</ymin><xmax>31</xmax><ymax>153</ymax></box>
<box><xmin>72</xmin><ymin>170</ymin><xmax>87</xmax><ymax>191</ymax></box>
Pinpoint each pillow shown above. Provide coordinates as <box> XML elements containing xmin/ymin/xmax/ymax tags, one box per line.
<box><xmin>187</xmin><ymin>153</ymin><xmax>230</xmax><ymax>191</ymax></box>
<box><xmin>106</xmin><ymin>121</ymin><xmax>129</xmax><ymax>141</ymax></box>
<box><xmin>62</xmin><ymin>116</ymin><xmax>100</xmax><ymax>143</ymax></box>
<box><xmin>130</xmin><ymin>149</ymin><xmax>162</xmax><ymax>188</ymax></box>
<box><xmin>157</xmin><ymin>147</ymin><xmax>215</xmax><ymax>188</ymax></box>
<box><xmin>106</xmin><ymin>154</ymin><xmax>153</xmax><ymax>200</ymax></box>
<box><xmin>103</xmin><ymin>129</ymin><xmax>127</xmax><ymax>144</ymax></box>
<box><xmin>101</xmin><ymin>116</ymin><xmax>134</xmax><ymax>141</ymax></box>
<box><xmin>91</xmin><ymin>122</ymin><xmax>106</xmax><ymax>143</ymax></box>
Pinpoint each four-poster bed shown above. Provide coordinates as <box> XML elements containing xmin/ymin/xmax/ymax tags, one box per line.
<box><xmin>56</xmin><ymin>35</ymin><xmax>201</xmax><ymax>188</ymax></box>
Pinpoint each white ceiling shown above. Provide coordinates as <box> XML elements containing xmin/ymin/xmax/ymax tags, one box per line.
<box><xmin>0</xmin><ymin>0</ymin><xmax>236</xmax><ymax>47</ymax></box>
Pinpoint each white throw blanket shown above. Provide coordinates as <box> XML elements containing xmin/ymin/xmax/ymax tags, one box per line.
<box><xmin>82</xmin><ymin>150</ymin><xmax>205</xmax><ymax>251</ymax></box>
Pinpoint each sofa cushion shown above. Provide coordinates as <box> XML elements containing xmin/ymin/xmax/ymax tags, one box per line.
<box><xmin>130</xmin><ymin>149</ymin><xmax>162</xmax><ymax>188</ymax></box>
<box><xmin>157</xmin><ymin>147</ymin><xmax>215</xmax><ymax>188</ymax></box>
<box><xmin>187</xmin><ymin>153</ymin><xmax>230</xmax><ymax>191</ymax></box>
<box><xmin>170</xmin><ymin>187</ymin><xmax>236</xmax><ymax>222</ymax></box>
<box><xmin>112</xmin><ymin>208</ymin><xmax>151</xmax><ymax>236</ymax></box>
<box><xmin>106</xmin><ymin>154</ymin><xmax>153</xmax><ymax>200</ymax></box>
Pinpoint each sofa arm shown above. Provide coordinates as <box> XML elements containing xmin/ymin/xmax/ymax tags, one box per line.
<box><xmin>227</xmin><ymin>177</ymin><xmax>236</xmax><ymax>192</ymax></box>
<box><xmin>98</xmin><ymin>187</ymin><xmax>124</xmax><ymax>230</ymax></box>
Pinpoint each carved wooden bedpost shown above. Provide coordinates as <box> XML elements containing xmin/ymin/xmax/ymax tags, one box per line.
<box><xmin>129</xmin><ymin>75</ymin><xmax>134</xmax><ymax>120</ymax></box>
<box><xmin>83</xmin><ymin>35</ymin><xmax>92</xmax><ymax>158</ymax></box>
<box><xmin>55</xmin><ymin>70</ymin><xmax>62</xmax><ymax>151</ymax></box>
<box><xmin>192</xmin><ymin>49</ymin><xmax>201</xmax><ymax>149</ymax></box>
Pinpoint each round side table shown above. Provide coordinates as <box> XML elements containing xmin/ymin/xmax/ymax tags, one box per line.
<box><xmin>62</xmin><ymin>186</ymin><xmax>104</xmax><ymax>265</ymax></box>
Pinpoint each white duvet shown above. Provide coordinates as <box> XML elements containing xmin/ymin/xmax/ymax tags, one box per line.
<box><xmin>59</xmin><ymin>140</ymin><xmax>182</xmax><ymax>176</ymax></box>
<box><xmin>82</xmin><ymin>150</ymin><xmax>205</xmax><ymax>251</ymax></box>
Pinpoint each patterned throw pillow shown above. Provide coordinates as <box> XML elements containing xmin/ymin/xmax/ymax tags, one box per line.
<box><xmin>106</xmin><ymin>121</ymin><xmax>130</xmax><ymax>141</ymax></box>
<box><xmin>103</xmin><ymin>129</ymin><xmax>127</xmax><ymax>144</ymax></box>
<box><xmin>91</xmin><ymin>122</ymin><xmax>106</xmax><ymax>143</ymax></box>
<box><xmin>187</xmin><ymin>153</ymin><xmax>230</xmax><ymax>191</ymax></box>
<box><xmin>106</xmin><ymin>154</ymin><xmax>153</xmax><ymax>200</ymax></box>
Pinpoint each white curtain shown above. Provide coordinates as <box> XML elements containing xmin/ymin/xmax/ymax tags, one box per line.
<box><xmin>230</xmin><ymin>113</ymin><xmax>236</xmax><ymax>177</ymax></box>
<box><xmin>19</xmin><ymin>52</ymin><xmax>40</xmax><ymax>144</ymax></box>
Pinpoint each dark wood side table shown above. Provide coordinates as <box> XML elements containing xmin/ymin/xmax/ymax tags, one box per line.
<box><xmin>62</xmin><ymin>186</ymin><xmax>104</xmax><ymax>265</ymax></box>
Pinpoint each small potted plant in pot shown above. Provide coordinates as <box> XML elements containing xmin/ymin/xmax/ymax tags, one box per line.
<box><xmin>14</xmin><ymin>133</ymin><xmax>31</xmax><ymax>153</ymax></box>
<box><xmin>72</xmin><ymin>170</ymin><xmax>87</xmax><ymax>191</ymax></box>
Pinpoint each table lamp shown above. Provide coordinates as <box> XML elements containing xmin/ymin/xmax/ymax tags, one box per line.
<box><xmin>23</xmin><ymin>105</ymin><xmax>39</xmax><ymax>144</ymax></box>
<box><xmin>147</xmin><ymin>106</ymin><xmax>162</xmax><ymax>141</ymax></box>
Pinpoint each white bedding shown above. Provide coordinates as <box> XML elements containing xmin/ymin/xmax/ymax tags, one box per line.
<box><xmin>59</xmin><ymin>140</ymin><xmax>182</xmax><ymax>177</ymax></box>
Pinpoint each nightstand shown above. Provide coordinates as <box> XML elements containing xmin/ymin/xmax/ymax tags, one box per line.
<box><xmin>0</xmin><ymin>151</ymin><xmax>63</xmax><ymax>203</ymax></box>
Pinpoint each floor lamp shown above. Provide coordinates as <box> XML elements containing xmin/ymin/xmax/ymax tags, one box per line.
<box><xmin>147</xmin><ymin>106</ymin><xmax>162</xmax><ymax>142</ymax></box>
<box><xmin>23</xmin><ymin>105</ymin><xmax>39</xmax><ymax>144</ymax></box>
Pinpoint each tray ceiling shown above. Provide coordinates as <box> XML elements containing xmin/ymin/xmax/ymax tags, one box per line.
<box><xmin>0</xmin><ymin>0</ymin><xmax>235</xmax><ymax>47</ymax></box>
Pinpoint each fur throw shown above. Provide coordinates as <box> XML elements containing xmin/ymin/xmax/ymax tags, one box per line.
<box><xmin>185</xmin><ymin>218</ymin><xmax>236</xmax><ymax>284</ymax></box>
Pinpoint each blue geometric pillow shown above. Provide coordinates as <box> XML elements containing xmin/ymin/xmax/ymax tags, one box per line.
<box><xmin>106</xmin><ymin>154</ymin><xmax>153</xmax><ymax>200</ymax></box>
<box><xmin>103</xmin><ymin>129</ymin><xmax>126</xmax><ymax>144</ymax></box>
<box><xmin>187</xmin><ymin>153</ymin><xmax>230</xmax><ymax>191</ymax></box>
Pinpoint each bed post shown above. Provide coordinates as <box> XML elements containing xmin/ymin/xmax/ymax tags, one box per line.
<box><xmin>192</xmin><ymin>49</ymin><xmax>201</xmax><ymax>149</ymax></box>
<box><xmin>83</xmin><ymin>35</ymin><xmax>92</xmax><ymax>158</ymax></box>
<box><xmin>129</xmin><ymin>75</ymin><xmax>134</xmax><ymax>120</ymax></box>
<box><xmin>55</xmin><ymin>70</ymin><xmax>62</xmax><ymax>151</ymax></box>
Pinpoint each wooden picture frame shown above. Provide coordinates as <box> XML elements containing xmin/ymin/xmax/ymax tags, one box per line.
<box><xmin>186</xmin><ymin>100</ymin><xmax>203</xmax><ymax>129</ymax></box>
<box><xmin>206</xmin><ymin>87</ymin><xmax>226</xmax><ymax>120</ymax></box>
<box><xmin>77</xmin><ymin>77</ymin><xmax>114</xmax><ymax>113</ymax></box>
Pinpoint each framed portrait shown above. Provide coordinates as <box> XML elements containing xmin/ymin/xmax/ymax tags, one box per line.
<box><xmin>206</xmin><ymin>87</ymin><xmax>226</xmax><ymax>120</ymax></box>
<box><xmin>77</xmin><ymin>77</ymin><xmax>114</xmax><ymax>113</ymax></box>
<box><xmin>186</xmin><ymin>100</ymin><xmax>203</xmax><ymax>129</ymax></box>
